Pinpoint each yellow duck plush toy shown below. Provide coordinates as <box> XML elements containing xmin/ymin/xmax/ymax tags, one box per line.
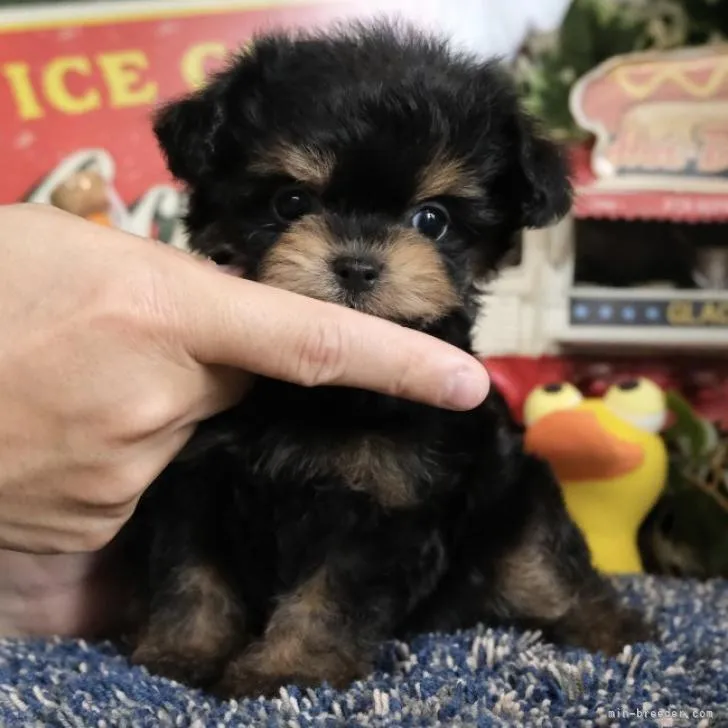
<box><xmin>523</xmin><ymin>378</ymin><xmax>668</xmax><ymax>575</ymax></box>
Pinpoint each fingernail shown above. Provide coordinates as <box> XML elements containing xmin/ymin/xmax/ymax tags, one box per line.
<box><xmin>443</xmin><ymin>366</ymin><xmax>489</xmax><ymax>410</ymax></box>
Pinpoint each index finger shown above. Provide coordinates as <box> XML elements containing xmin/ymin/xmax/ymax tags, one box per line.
<box><xmin>172</xmin><ymin>266</ymin><xmax>490</xmax><ymax>411</ymax></box>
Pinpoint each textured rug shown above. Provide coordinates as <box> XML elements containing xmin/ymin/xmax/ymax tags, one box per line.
<box><xmin>0</xmin><ymin>577</ymin><xmax>726</xmax><ymax>727</ymax></box>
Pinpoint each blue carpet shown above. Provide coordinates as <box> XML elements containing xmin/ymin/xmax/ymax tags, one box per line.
<box><xmin>0</xmin><ymin>577</ymin><xmax>726</xmax><ymax>727</ymax></box>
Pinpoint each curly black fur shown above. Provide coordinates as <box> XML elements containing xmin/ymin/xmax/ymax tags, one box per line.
<box><xmin>122</xmin><ymin>21</ymin><xmax>653</xmax><ymax>698</ymax></box>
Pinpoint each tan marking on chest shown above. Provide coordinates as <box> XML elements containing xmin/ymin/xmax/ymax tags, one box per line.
<box><xmin>255</xmin><ymin>434</ymin><xmax>429</xmax><ymax>509</ymax></box>
<box><xmin>331</xmin><ymin>436</ymin><xmax>420</xmax><ymax>509</ymax></box>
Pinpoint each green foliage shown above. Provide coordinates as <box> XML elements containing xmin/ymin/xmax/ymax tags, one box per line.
<box><xmin>515</xmin><ymin>0</ymin><xmax>728</xmax><ymax>140</ymax></box>
<box><xmin>641</xmin><ymin>391</ymin><xmax>728</xmax><ymax>578</ymax></box>
<box><xmin>665</xmin><ymin>390</ymin><xmax>718</xmax><ymax>460</ymax></box>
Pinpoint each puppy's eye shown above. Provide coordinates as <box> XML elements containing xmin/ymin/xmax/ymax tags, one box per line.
<box><xmin>410</xmin><ymin>203</ymin><xmax>450</xmax><ymax>240</ymax></box>
<box><xmin>271</xmin><ymin>186</ymin><xmax>317</xmax><ymax>222</ymax></box>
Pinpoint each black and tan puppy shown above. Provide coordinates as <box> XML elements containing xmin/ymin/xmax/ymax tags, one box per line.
<box><xmin>125</xmin><ymin>22</ymin><xmax>652</xmax><ymax>698</ymax></box>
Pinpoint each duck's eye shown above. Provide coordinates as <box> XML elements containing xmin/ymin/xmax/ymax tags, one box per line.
<box><xmin>410</xmin><ymin>203</ymin><xmax>450</xmax><ymax>240</ymax></box>
<box><xmin>271</xmin><ymin>186</ymin><xmax>318</xmax><ymax>222</ymax></box>
<box><xmin>523</xmin><ymin>382</ymin><xmax>583</xmax><ymax>426</ymax></box>
<box><xmin>604</xmin><ymin>377</ymin><xmax>667</xmax><ymax>433</ymax></box>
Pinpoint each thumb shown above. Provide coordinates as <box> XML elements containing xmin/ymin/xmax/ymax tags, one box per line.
<box><xmin>171</xmin><ymin>265</ymin><xmax>489</xmax><ymax>411</ymax></box>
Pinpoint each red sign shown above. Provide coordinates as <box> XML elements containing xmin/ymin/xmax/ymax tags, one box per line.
<box><xmin>569</xmin><ymin>45</ymin><xmax>728</xmax><ymax>222</ymax></box>
<box><xmin>0</xmin><ymin>1</ymin><xmax>350</xmax><ymax>218</ymax></box>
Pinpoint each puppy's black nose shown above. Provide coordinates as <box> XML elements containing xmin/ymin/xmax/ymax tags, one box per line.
<box><xmin>332</xmin><ymin>256</ymin><xmax>381</xmax><ymax>293</ymax></box>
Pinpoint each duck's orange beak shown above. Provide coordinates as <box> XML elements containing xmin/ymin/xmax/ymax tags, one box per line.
<box><xmin>524</xmin><ymin>409</ymin><xmax>644</xmax><ymax>483</ymax></box>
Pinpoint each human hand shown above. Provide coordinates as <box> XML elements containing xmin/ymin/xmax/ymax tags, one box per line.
<box><xmin>0</xmin><ymin>202</ymin><xmax>489</xmax><ymax>637</ymax></box>
<box><xmin>0</xmin><ymin>203</ymin><xmax>489</xmax><ymax>556</ymax></box>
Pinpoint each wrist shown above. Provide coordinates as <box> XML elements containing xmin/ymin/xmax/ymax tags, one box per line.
<box><xmin>0</xmin><ymin>549</ymin><xmax>123</xmax><ymax>638</ymax></box>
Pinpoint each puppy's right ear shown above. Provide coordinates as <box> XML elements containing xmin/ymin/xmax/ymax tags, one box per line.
<box><xmin>153</xmin><ymin>84</ymin><xmax>227</xmax><ymax>185</ymax></box>
<box><xmin>514</xmin><ymin>113</ymin><xmax>572</xmax><ymax>230</ymax></box>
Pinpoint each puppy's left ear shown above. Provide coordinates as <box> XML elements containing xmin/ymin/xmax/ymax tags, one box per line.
<box><xmin>514</xmin><ymin>114</ymin><xmax>572</xmax><ymax>229</ymax></box>
<box><xmin>153</xmin><ymin>81</ymin><xmax>229</xmax><ymax>186</ymax></box>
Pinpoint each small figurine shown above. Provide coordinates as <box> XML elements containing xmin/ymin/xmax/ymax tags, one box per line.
<box><xmin>50</xmin><ymin>169</ymin><xmax>113</xmax><ymax>226</ymax></box>
<box><xmin>523</xmin><ymin>377</ymin><xmax>668</xmax><ymax>574</ymax></box>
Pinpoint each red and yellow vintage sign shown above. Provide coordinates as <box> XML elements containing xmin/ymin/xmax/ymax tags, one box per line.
<box><xmin>0</xmin><ymin>0</ymin><xmax>355</xmax><ymax>214</ymax></box>
<box><xmin>569</xmin><ymin>45</ymin><xmax>728</xmax><ymax>222</ymax></box>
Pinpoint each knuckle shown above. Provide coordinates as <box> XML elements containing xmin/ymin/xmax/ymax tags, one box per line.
<box><xmin>127</xmin><ymin>268</ymin><xmax>178</xmax><ymax>330</ymax></box>
<box><xmin>387</xmin><ymin>351</ymin><xmax>420</xmax><ymax>400</ymax></box>
<box><xmin>117</xmin><ymin>389</ymin><xmax>181</xmax><ymax>441</ymax></box>
<box><xmin>294</xmin><ymin>321</ymin><xmax>348</xmax><ymax>388</ymax></box>
<box><xmin>75</xmin><ymin>524</ymin><xmax>118</xmax><ymax>553</ymax></box>
<box><xmin>88</xmin><ymin>247</ymin><xmax>175</xmax><ymax>333</ymax></box>
<box><xmin>87</xmin><ymin>283</ymin><xmax>144</xmax><ymax>343</ymax></box>
<box><xmin>85</xmin><ymin>484</ymin><xmax>140</xmax><ymax>516</ymax></box>
<box><xmin>103</xmin><ymin>268</ymin><xmax>171</xmax><ymax>331</ymax></box>
<box><xmin>30</xmin><ymin>521</ymin><xmax>119</xmax><ymax>554</ymax></box>
<box><xmin>77</xmin><ymin>468</ymin><xmax>142</xmax><ymax>513</ymax></box>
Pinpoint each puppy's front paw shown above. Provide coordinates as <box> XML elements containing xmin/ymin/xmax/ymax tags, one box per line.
<box><xmin>131</xmin><ymin>644</ymin><xmax>224</xmax><ymax>688</ymax></box>
<box><xmin>554</xmin><ymin>606</ymin><xmax>656</xmax><ymax>655</ymax></box>
<box><xmin>212</xmin><ymin>667</ymin><xmax>310</xmax><ymax>699</ymax></box>
<box><xmin>212</xmin><ymin>652</ymin><xmax>361</xmax><ymax>699</ymax></box>
<box><xmin>613</xmin><ymin>607</ymin><xmax>658</xmax><ymax>647</ymax></box>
